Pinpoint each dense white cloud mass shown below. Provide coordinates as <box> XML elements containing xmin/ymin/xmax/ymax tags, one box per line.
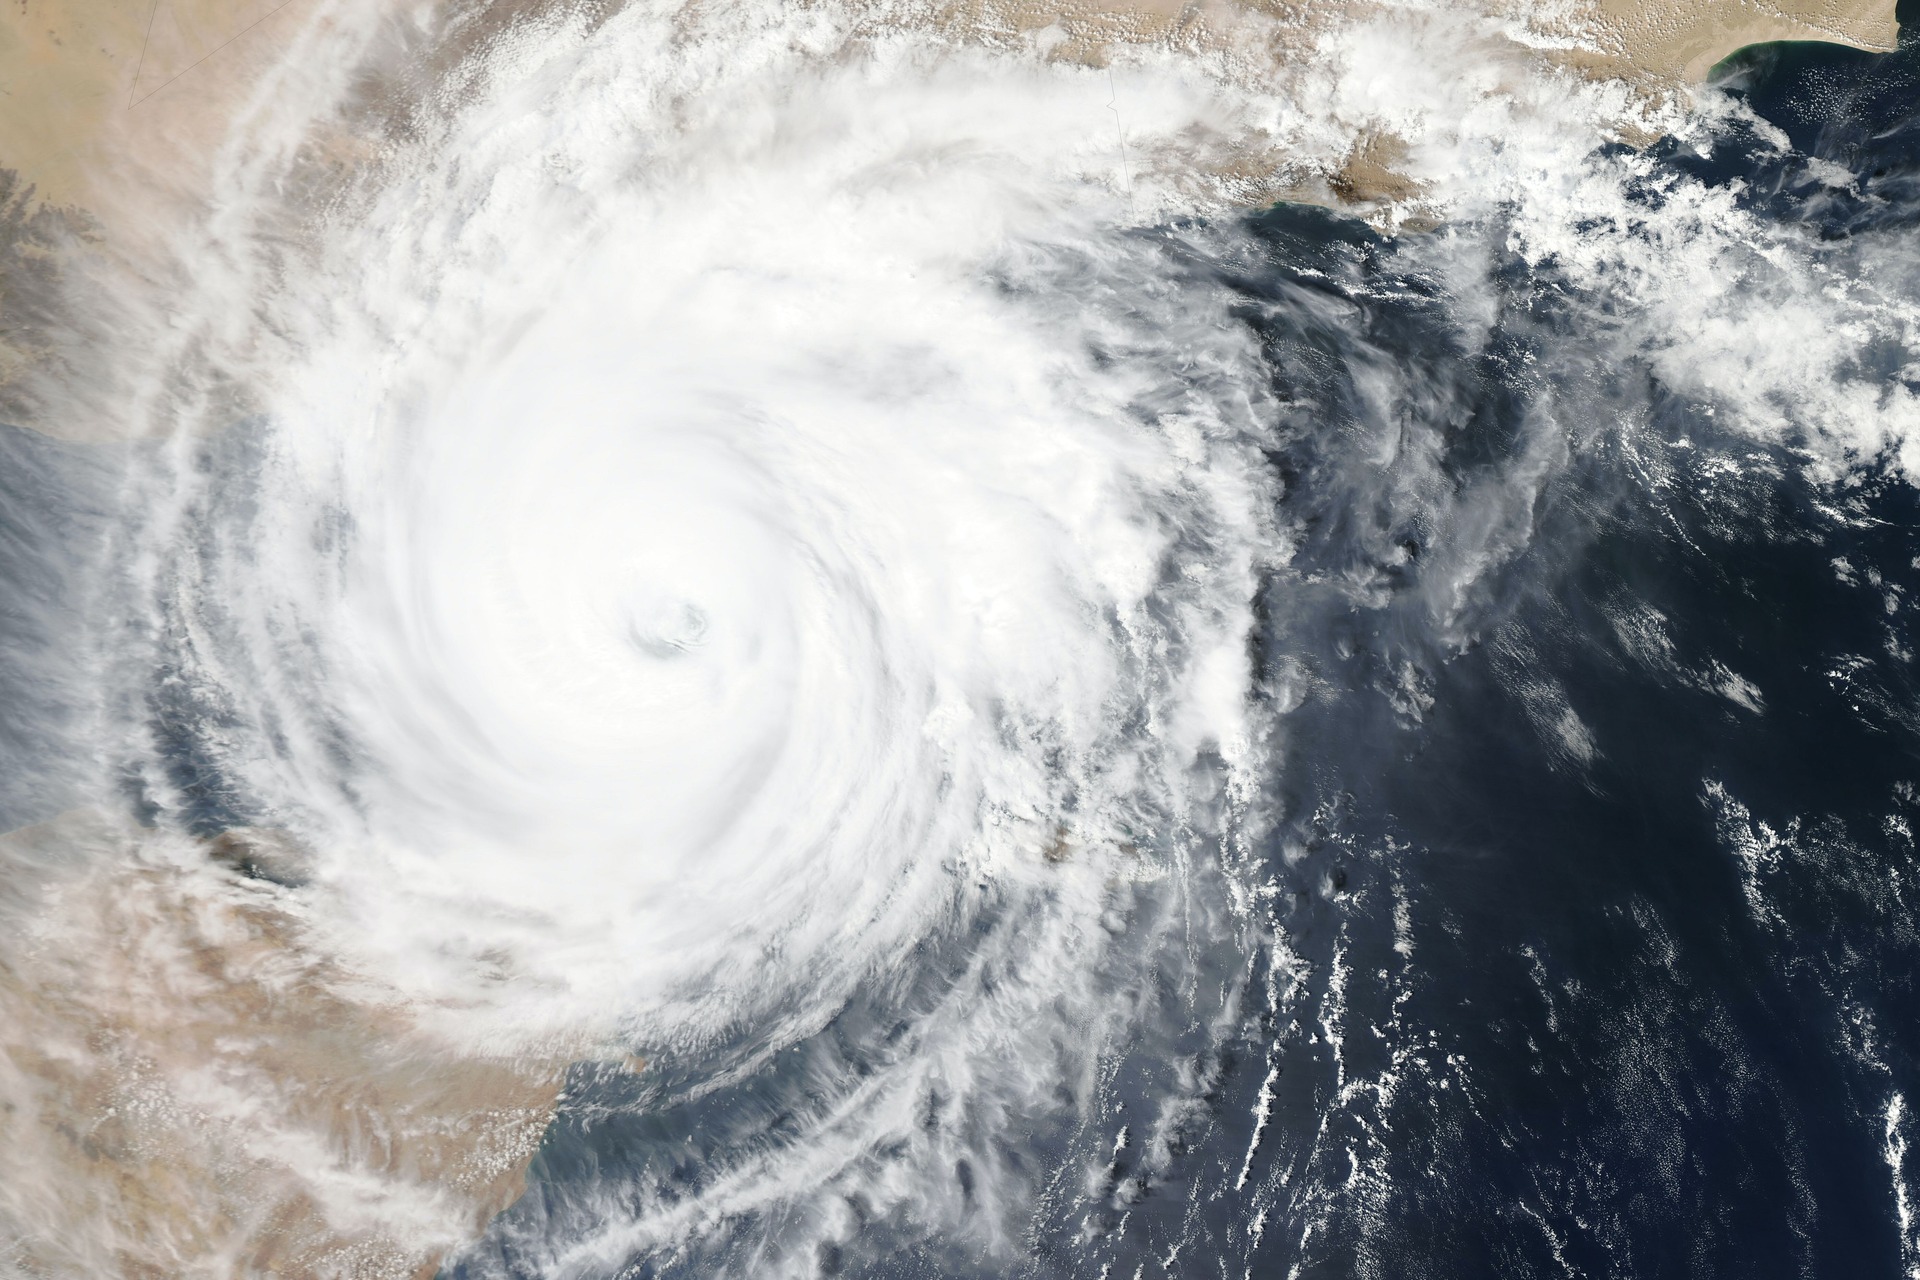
<box><xmin>160</xmin><ymin>0</ymin><xmax>1289</xmax><ymax>1036</ymax></box>
<box><xmin>89</xmin><ymin>5</ymin><xmax>1289</xmax><ymax>1269</ymax></box>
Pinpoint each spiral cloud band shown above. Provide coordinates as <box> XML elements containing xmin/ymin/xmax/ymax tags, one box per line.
<box><xmin>94</xmin><ymin>6</ymin><xmax>1289</xmax><ymax>1269</ymax></box>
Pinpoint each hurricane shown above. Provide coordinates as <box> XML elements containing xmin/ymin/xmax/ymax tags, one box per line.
<box><xmin>4</xmin><ymin>0</ymin><xmax>1920</xmax><ymax>1275</ymax></box>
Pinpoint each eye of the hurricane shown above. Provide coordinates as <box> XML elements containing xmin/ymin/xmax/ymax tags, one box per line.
<box><xmin>628</xmin><ymin>594</ymin><xmax>710</xmax><ymax>658</ymax></box>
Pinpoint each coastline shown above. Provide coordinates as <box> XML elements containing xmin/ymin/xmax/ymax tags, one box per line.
<box><xmin>1560</xmin><ymin>0</ymin><xmax>1898</xmax><ymax>84</ymax></box>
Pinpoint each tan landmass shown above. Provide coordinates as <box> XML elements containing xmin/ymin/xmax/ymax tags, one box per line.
<box><xmin>0</xmin><ymin>0</ymin><xmax>1901</xmax><ymax>238</ymax></box>
<box><xmin>0</xmin><ymin>0</ymin><xmax>332</xmax><ymax>439</ymax></box>
<box><xmin>0</xmin><ymin>0</ymin><xmax>315</xmax><ymax>227</ymax></box>
<box><xmin>0</xmin><ymin>811</ymin><xmax>570</xmax><ymax>1279</ymax></box>
<box><xmin>1564</xmin><ymin>0</ymin><xmax>1899</xmax><ymax>84</ymax></box>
